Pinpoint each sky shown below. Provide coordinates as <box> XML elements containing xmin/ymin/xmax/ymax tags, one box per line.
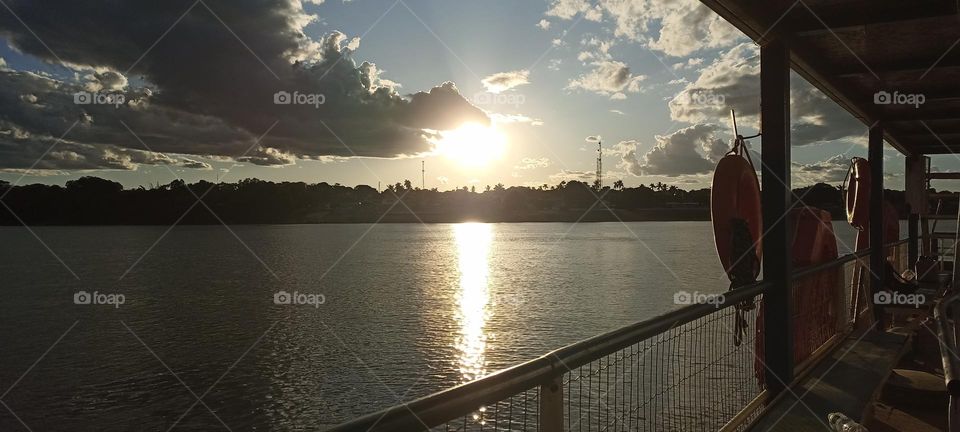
<box><xmin>0</xmin><ymin>0</ymin><xmax>953</xmax><ymax>191</ymax></box>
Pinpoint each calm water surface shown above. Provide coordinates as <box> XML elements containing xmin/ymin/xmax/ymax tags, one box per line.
<box><xmin>0</xmin><ymin>222</ymin><xmax>865</xmax><ymax>430</ymax></box>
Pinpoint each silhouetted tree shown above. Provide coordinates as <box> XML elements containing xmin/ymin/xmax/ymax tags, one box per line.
<box><xmin>0</xmin><ymin>176</ymin><xmax>899</xmax><ymax>225</ymax></box>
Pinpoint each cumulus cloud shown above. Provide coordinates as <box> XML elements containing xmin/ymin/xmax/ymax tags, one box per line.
<box><xmin>179</xmin><ymin>158</ymin><xmax>213</xmax><ymax>170</ymax></box>
<box><xmin>537</xmin><ymin>19</ymin><xmax>551</xmax><ymax>30</ymax></box>
<box><xmin>549</xmin><ymin>169</ymin><xmax>596</xmax><ymax>183</ymax></box>
<box><xmin>481</xmin><ymin>70</ymin><xmax>530</xmax><ymax>93</ymax></box>
<box><xmin>793</xmin><ymin>155</ymin><xmax>852</xmax><ymax>186</ymax></box>
<box><xmin>567</xmin><ymin>60</ymin><xmax>645</xmax><ymax>98</ymax></box>
<box><xmin>577</xmin><ymin>37</ymin><xmax>615</xmax><ymax>63</ymax></box>
<box><xmin>544</xmin><ymin>0</ymin><xmax>743</xmax><ymax>57</ymax></box>
<box><xmin>645</xmin><ymin>1</ymin><xmax>742</xmax><ymax>57</ymax></box>
<box><xmin>0</xmin><ymin>0</ymin><xmax>488</xmax><ymax>170</ymax></box>
<box><xmin>515</xmin><ymin>157</ymin><xmax>551</xmax><ymax>170</ymax></box>
<box><xmin>669</xmin><ymin>43</ymin><xmax>865</xmax><ymax>146</ymax></box>
<box><xmin>618</xmin><ymin>124</ymin><xmax>727</xmax><ymax>176</ymax></box>
<box><xmin>546</xmin><ymin>0</ymin><xmax>602</xmax><ymax>21</ymax></box>
<box><xmin>672</xmin><ymin>57</ymin><xmax>703</xmax><ymax>71</ymax></box>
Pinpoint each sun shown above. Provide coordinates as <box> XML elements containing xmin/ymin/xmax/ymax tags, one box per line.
<box><xmin>435</xmin><ymin>123</ymin><xmax>507</xmax><ymax>168</ymax></box>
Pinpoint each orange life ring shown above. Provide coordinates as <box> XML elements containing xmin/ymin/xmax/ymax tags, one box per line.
<box><xmin>845</xmin><ymin>157</ymin><xmax>871</xmax><ymax>231</ymax></box>
<box><xmin>711</xmin><ymin>154</ymin><xmax>763</xmax><ymax>277</ymax></box>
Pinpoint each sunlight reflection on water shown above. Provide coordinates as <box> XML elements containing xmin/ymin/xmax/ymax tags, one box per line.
<box><xmin>454</xmin><ymin>223</ymin><xmax>492</xmax><ymax>383</ymax></box>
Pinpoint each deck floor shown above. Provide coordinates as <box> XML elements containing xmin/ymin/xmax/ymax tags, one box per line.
<box><xmin>866</xmin><ymin>320</ymin><xmax>949</xmax><ymax>432</ymax></box>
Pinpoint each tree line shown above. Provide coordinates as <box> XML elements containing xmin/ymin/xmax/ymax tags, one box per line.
<box><xmin>0</xmin><ymin>176</ymin><xmax>902</xmax><ymax>225</ymax></box>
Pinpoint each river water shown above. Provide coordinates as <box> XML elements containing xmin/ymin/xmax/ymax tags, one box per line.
<box><xmin>0</xmin><ymin>221</ymin><xmax>868</xmax><ymax>430</ymax></box>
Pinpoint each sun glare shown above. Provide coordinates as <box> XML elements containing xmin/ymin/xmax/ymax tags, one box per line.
<box><xmin>436</xmin><ymin>123</ymin><xmax>507</xmax><ymax>168</ymax></box>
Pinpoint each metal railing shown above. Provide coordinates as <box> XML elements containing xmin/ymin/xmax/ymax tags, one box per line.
<box><xmin>936</xmin><ymin>290</ymin><xmax>960</xmax><ymax>432</ymax></box>
<box><xmin>329</xmin><ymin>240</ymin><xmax>909</xmax><ymax>432</ymax></box>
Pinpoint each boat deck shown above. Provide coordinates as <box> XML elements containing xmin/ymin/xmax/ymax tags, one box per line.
<box><xmin>868</xmin><ymin>320</ymin><xmax>951</xmax><ymax>432</ymax></box>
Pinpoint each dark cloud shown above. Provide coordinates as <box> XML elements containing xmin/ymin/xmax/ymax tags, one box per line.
<box><xmin>668</xmin><ymin>43</ymin><xmax>865</xmax><ymax>146</ymax></box>
<box><xmin>0</xmin><ymin>0</ymin><xmax>488</xmax><ymax>169</ymax></box>
<box><xmin>792</xmin><ymin>154</ymin><xmax>851</xmax><ymax>186</ymax></box>
<box><xmin>618</xmin><ymin>124</ymin><xmax>726</xmax><ymax>177</ymax></box>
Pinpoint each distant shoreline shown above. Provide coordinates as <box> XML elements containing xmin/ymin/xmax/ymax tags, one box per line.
<box><xmin>0</xmin><ymin>207</ymin><xmax>856</xmax><ymax>226</ymax></box>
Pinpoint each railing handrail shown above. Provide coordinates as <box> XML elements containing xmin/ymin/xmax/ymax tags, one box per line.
<box><xmin>935</xmin><ymin>290</ymin><xmax>960</xmax><ymax>396</ymax></box>
<box><xmin>791</xmin><ymin>238</ymin><xmax>908</xmax><ymax>280</ymax></box>
<box><xmin>329</xmin><ymin>239</ymin><xmax>907</xmax><ymax>431</ymax></box>
<box><xmin>329</xmin><ymin>283</ymin><xmax>767</xmax><ymax>431</ymax></box>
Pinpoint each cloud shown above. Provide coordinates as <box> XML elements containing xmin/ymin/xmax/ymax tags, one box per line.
<box><xmin>0</xmin><ymin>1</ymin><xmax>488</xmax><ymax>170</ymax></box>
<box><xmin>668</xmin><ymin>43</ymin><xmax>865</xmax><ymax>146</ymax></box>
<box><xmin>793</xmin><ymin>155</ymin><xmax>852</xmax><ymax>186</ymax></box>
<box><xmin>567</xmin><ymin>60</ymin><xmax>645</xmax><ymax>98</ymax></box>
<box><xmin>544</xmin><ymin>0</ymin><xmax>743</xmax><ymax>57</ymax></box>
<box><xmin>481</xmin><ymin>70</ymin><xmax>530</xmax><ymax>93</ymax></box>
<box><xmin>671</xmin><ymin>57</ymin><xmax>703</xmax><ymax>71</ymax></box>
<box><xmin>618</xmin><ymin>124</ymin><xmax>727</xmax><ymax>176</ymax></box>
<box><xmin>515</xmin><ymin>157</ymin><xmax>551</xmax><ymax>170</ymax></box>
<box><xmin>179</xmin><ymin>158</ymin><xmax>213</xmax><ymax>170</ymax></box>
<box><xmin>577</xmin><ymin>37</ymin><xmax>615</xmax><ymax>63</ymax></box>
<box><xmin>537</xmin><ymin>19</ymin><xmax>551</xmax><ymax>30</ymax></box>
<box><xmin>490</xmin><ymin>113</ymin><xmax>543</xmax><ymax>126</ymax></box>
<box><xmin>645</xmin><ymin>1</ymin><xmax>742</xmax><ymax>57</ymax></box>
<box><xmin>546</xmin><ymin>0</ymin><xmax>602</xmax><ymax>21</ymax></box>
<box><xmin>549</xmin><ymin>169</ymin><xmax>595</xmax><ymax>182</ymax></box>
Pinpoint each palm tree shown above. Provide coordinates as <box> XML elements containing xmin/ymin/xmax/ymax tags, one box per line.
<box><xmin>613</xmin><ymin>180</ymin><xmax>624</xmax><ymax>190</ymax></box>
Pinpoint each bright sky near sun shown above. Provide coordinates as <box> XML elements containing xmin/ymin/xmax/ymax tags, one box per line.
<box><xmin>1</xmin><ymin>0</ymin><xmax>948</xmax><ymax>190</ymax></box>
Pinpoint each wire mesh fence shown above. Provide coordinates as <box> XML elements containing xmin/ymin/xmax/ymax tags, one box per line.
<box><xmin>426</xmin><ymin>295</ymin><xmax>766</xmax><ymax>432</ymax></box>
<box><xmin>331</xmin><ymin>242</ymin><xmax>910</xmax><ymax>432</ymax></box>
<box><xmin>436</xmin><ymin>388</ymin><xmax>540</xmax><ymax>432</ymax></box>
<box><xmin>561</xmin><ymin>295</ymin><xmax>764</xmax><ymax>432</ymax></box>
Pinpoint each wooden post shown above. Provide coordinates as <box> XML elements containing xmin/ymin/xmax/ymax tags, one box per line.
<box><xmin>869</xmin><ymin>124</ymin><xmax>886</xmax><ymax>326</ymax></box>
<box><xmin>760</xmin><ymin>37</ymin><xmax>793</xmax><ymax>395</ymax></box>
<box><xmin>539</xmin><ymin>376</ymin><xmax>563</xmax><ymax>431</ymax></box>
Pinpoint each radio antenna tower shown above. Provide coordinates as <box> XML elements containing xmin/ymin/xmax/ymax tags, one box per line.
<box><xmin>595</xmin><ymin>141</ymin><xmax>603</xmax><ymax>190</ymax></box>
<box><xmin>421</xmin><ymin>161</ymin><xmax>425</xmax><ymax>189</ymax></box>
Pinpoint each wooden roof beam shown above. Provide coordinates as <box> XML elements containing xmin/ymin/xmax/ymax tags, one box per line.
<box><xmin>790</xmin><ymin>5</ymin><xmax>960</xmax><ymax>36</ymax></box>
<box><xmin>833</xmin><ymin>56</ymin><xmax>960</xmax><ymax>77</ymax></box>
